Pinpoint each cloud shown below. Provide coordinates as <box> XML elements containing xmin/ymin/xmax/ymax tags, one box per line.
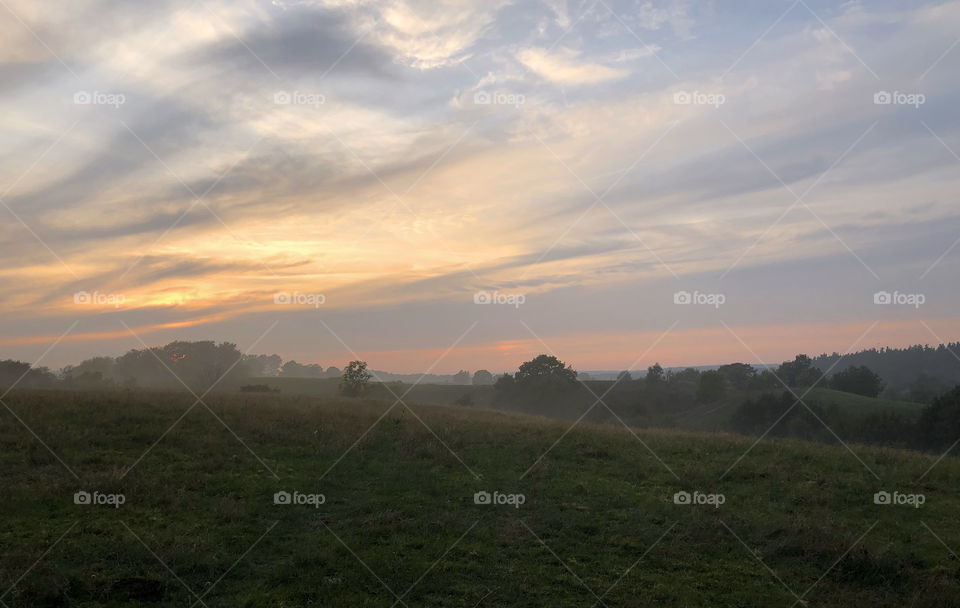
<box><xmin>292</xmin><ymin>0</ymin><xmax>514</xmax><ymax>69</ymax></box>
<box><xmin>516</xmin><ymin>47</ymin><xmax>629</xmax><ymax>85</ymax></box>
<box><xmin>1</xmin><ymin>0</ymin><xmax>960</xmax><ymax>371</ymax></box>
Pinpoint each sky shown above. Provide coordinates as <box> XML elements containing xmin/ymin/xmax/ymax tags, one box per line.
<box><xmin>1</xmin><ymin>0</ymin><xmax>959</xmax><ymax>374</ymax></box>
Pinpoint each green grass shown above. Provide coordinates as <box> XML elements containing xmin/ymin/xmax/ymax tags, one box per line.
<box><xmin>2</xmin><ymin>389</ymin><xmax>958</xmax><ymax>607</ymax></box>
<box><xmin>805</xmin><ymin>387</ymin><xmax>926</xmax><ymax>418</ymax></box>
<box><xmin>253</xmin><ymin>377</ymin><xmax>495</xmax><ymax>408</ymax></box>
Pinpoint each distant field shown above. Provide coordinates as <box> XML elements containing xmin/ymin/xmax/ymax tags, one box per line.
<box><xmin>254</xmin><ymin>378</ymin><xmax>926</xmax><ymax>436</ymax></box>
<box><xmin>2</xmin><ymin>389</ymin><xmax>958</xmax><ymax>606</ymax></box>
<box><xmin>805</xmin><ymin>387</ymin><xmax>926</xmax><ymax>417</ymax></box>
<box><xmin>254</xmin><ymin>377</ymin><xmax>496</xmax><ymax>408</ymax></box>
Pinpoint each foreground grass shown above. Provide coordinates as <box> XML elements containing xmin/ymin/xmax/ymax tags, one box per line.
<box><xmin>1</xmin><ymin>389</ymin><xmax>959</xmax><ymax>607</ymax></box>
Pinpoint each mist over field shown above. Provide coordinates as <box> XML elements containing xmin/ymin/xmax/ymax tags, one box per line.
<box><xmin>3</xmin><ymin>0</ymin><xmax>960</xmax><ymax>606</ymax></box>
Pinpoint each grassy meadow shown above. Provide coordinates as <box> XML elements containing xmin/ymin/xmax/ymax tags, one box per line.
<box><xmin>2</xmin><ymin>388</ymin><xmax>959</xmax><ymax>607</ymax></box>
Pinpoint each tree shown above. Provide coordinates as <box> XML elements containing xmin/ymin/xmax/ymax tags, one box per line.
<box><xmin>617</xmin><ymin>370</ymin><xmax>633</xmax><ymax>382</ymax></box>
<box><xmin>452</xmin><ymin>370</ymin><xmax>471</xmax><ymax>385</ymax></box>
<box><xmin>340</xmin><ymin>360</ymin><xmax>372</xmax><ymax>396</ymax></box>
<box><xmin>915</xmin><ymin>386</ymin><xmax>960</xmax><ymax>450</ymax></box>
<box><xmin>279</xmin><ymin>360</ymin><xmax>324</xmax><ymax>378</ymax></box>
<box><xmin>515</xmin><ymin>355</ymin><xmax>577</xmax><ymax>385</ymax></box>
<box><xmin>645</xmin><ymin>363</ymin><xmax>665</xmax><ymax>387</ymax></box>
<box><xmin>114</xmin><ymin>341</ymin><xmax>249</xmax><ymax>390</ymax></box>
<box><xmin>731</xmin><ymin>391</ymin><xmax>825</xmax><ymax>439</ymax></box>
<box><xmin>696</xmin><ymin>370</ymin><xmax>726</xmax><ymax>402</ymax></box>
<box><xmin>244</xmin><ymin>354</ymin><xmax>282</xmax><ymax>377</ymax></box>
<box><xmin>750</xmin><ymin>370</ymin><xmax>781</xmax><ymax>390</ymax></box>
<box><xmin>776</xmin><ymin>355</ymin><xmax>823</xmax><ymax>387</ymax></box>
<box><xmin>669</xmin><ymin>368</ymin><xmax>701</xmax><ymax>389</ymax></box>
<box><xmin>494</xmin><ymin>355</ymin><xmax>580</xmax><ymax>414</ymax></box>
<box><xmin>472</xmin><ymin>369</ymin><xmax>494</xmax><ymax>385</ymax></box>
<box><xmin>830</xmin><ymin>365</ymin><xmax>884</xmax><ymax>397</ymax></box>
<box><xmin>325</xmin><ymin>366</ymin><xmax>342</xmax><ymax>378</ymax></box>
<box><xmin>909</xmin><ymin>373</ymin><xmax>946</xmax><ymax>404</ymax></box>
<box><xmin>717</xmin><ymin>363</ymin><xmax>756</xmax><ymax>390</ymax></box>
<box><xmin>0</xmin><ymin>360</ymin><xmax>33</xmax><ymax>389</ymax></box>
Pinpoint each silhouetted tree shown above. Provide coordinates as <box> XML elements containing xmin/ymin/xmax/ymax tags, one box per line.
<box><xmin>646</xmin><ymin>363</ymin><xmax>665</xmax><ymax>387</ymax></box>
<box><xmin>830</xmin><ymin>365</ymin><xmax>884</xmax><ymax>397</ymax></box>
<box><xmin>472</xmin><ymin>369</ymin><xmax>494</xmax><ymax>385</ymax></box>
<box><xmin>812</xmin><ymin>342</ymin><xmax>960</xmax><ymax>396</ymax></box>
<box><xmin>0</xmin><ymin>360</ymin><xmax>33</xmax><ymax>389</ymax></box>
<box><xmin>717</xmin><ymin>363</ymin><xmax>756</xmax><ymax>390</ymax></box>
<box><xmin>115</xmin><ymin>341</ymin><xmax>249</xmax><ymax>390</ymax></box>
<box><xmin>279</xmin><ymin>360</ymin><xmax>324</xmax><ymax>378</ymax></box>
<box><xmin>915</xmin><ymin>385</ymin><xmax>960</xmax><ymax>451</ymax></box>
<box><xmin>340</xmin><ymin>360</ymin><xmax>372</xmax><ymax>396</ymax></box>
<box><xmin>668</xmin><ymin>368</ymin><xmax>701</xmax><ymax>391</ymax></box>
<box><xmin>515</xmin><ymin>355</ymin><xmax>577</xmax><ymax>384</ymax></box>
<box><xmin>244</xmin><ymin>354</ymin><xmax>282</xmax><ymax>377</ymax></box>
<box><xmin>697</xmin><ymin>370</ymin><xmax>726</xmax><ymax>402</ymax></box>
<box><xmin>731</xmin><ymin>392</ymin><xmax>825</xmax><ymax>439</ymax></box>
<box><xmin>617</xmin><ymin>370</ymin><xmax>633</xmax><ymax>382</ymax></box>
<box><xmin>495</xmin><ymin>355</ymin><xmax>581</xmax><ymax>414</ymax></box>
<box><xmin>909</xmin><ymin>373</ymin><xmax>947</xmax><ymax>404</ymax></box>
<box><xmin>776</xmin><ymin>355</ymin><xmax>823</xmax><ymax>388</ymax></box>
<box><xmin>750</xmin><ymin>370</ymin><xmax>781</xmax><ymax>390</ymax></box>
<box><xmin>452</xmin><ymin>370</ymin><xmax>471</xmax><ymax>385</ymax></box>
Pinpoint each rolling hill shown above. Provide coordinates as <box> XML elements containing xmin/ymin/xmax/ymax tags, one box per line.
<box><xmin>3</xmin><ymin>389</ymin><xmax>957</xmax><ymax>606</ymax></box>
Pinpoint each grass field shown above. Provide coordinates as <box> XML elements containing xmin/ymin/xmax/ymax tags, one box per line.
<box><xmin>3</xmin><ymin>388</ymin><xmax>959</xmax><ymax>607</ymax></box>
<box><xmin>253</xmin><ymin>377</ymin><xmax>497</xmax><ymax>408</ymax></box>
<box><xmin>805</xmin><ymin>387</ymin><xmax>926</xmax><ymax>417</ymax></box>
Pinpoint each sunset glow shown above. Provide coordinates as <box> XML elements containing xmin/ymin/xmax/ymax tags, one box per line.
<box><xmin>1</xmin><ymin>0</ymin><xmax>958</xmax><ymax>373</ymax></box>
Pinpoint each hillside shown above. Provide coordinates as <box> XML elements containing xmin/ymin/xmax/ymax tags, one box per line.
<box><xmin>2</xmin><ymin>389</ymin><xmax>958</xmax><ymax>606</ymax></box>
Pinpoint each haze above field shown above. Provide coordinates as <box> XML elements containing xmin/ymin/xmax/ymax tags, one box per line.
<box><xmin>2</xmin><ymin>0</ymin><xmax>959</xmax><ymax>372</ymax></box>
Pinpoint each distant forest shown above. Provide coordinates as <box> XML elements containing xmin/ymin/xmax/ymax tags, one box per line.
<box><xmin>813</xmin><ymin>343</ymin><xmax>960</xmax><ymax>402</ymax></box>
<box><xmin>1</xmin><ymin>340</ymin><xmax>958</xmax><ymax>403</ymax></box>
